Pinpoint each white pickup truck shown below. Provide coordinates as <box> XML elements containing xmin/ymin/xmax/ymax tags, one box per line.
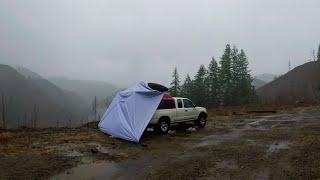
<box><xmin>149</xmin><ymin>94</ymin><xmax>208</xmax><ymax>134</ymax></box>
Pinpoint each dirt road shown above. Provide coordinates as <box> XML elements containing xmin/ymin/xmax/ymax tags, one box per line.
<box><xmin>1</xmin><ymin>106</ymin><xmax>320</xmax><ymax>179</ymax></box>
<box><xmin>52</xmin><ymin>106</ymin><xmax>320</xmax><ymax>180</ymax></box>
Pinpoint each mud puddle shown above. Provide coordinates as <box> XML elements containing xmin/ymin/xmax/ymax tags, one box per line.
<box><xmin>216</xmin><ymin>160</ymin><xmax>238</xmax><ymax>170</ymax></box>
<box><xmin>51</xmin><ymin>161</ymin><xmax>119</xmax><ymax>180</ymax></box>
<box><xmin>266</xmin><ymin>141</ymin><xmax>290</xmax><ymax>156</ymax></box>
<box><xmin>197</xmin><ymin>122</ymin><xmax>258</xmax><ymax>147</ymax></box>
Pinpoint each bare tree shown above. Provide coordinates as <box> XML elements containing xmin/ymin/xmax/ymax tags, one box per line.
<box><xmin>92</xmin><ymin>96</ymin><xmax>97</xmax><ymax>121</ymax></box>
<box><xmin>23</xmin><ymin>113</ymin><xmax>27</xmax><ymax>127</ymax></box>
<box><xmin>56</xmin><ymin>118</ymin><xmax>60</xmax><ymax>128</ymax></box>
<box><xmin>1</xmin><ymin>92</ymin><xmax>7</xmax><ymax>129</ymax></box>
<box><xmin>32</xmin><ymin>104</ymin><xmax>39</xmax><ymax>128</ymax></box>
<box><xmin>68</xmin><ymin>116</ymin><xmax>72</xmax><ymax>128</ymax></box>
<box><xmin>312</xmin><ymin>49</ymin><xmax>316</xmax><ymax>61</ymax></box>
<box><xmin>288</xmin><ymin>60</ymin><xmax>291</xmax><ymax>71</ymax></box>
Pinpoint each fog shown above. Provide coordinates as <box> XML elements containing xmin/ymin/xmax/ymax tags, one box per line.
<box><xmin>0</xmin><ymin>0</ymin><xmax>320</xmax><ymax>86</ymax></box>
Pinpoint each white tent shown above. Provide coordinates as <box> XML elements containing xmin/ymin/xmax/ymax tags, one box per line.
<box><xmin>98</xmin><ymin>82</ymin><xmax>164</xmax><ymax>142</ymax></box>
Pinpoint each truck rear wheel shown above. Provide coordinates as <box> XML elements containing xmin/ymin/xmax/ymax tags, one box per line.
<box><xmin>157</xmin><ymin>118</ymin><xmax>170</xmax><ymax>134</ymax></box>
<box><xmin>195</xmin><ymin>114</ymin><xmax>207</xmax><ymax>128</ymax></box>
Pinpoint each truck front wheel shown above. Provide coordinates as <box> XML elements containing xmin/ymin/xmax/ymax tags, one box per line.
<box><xmin>157</xmin><ymin>118</ymin><xmax>170</xmax><ymax>134</ymax></box>
<box><xmin>196</xmin><ymin>114</ymin><xmax>207</xmax><ymax>128</ymax></box>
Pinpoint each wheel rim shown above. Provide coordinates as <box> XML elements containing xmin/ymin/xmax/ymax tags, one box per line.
<box><xmin>200</xmin><ymin>117</ymin><xmax>206</xmax><ymax>126</ymax></box>
<box><xmin>160</xmin><ymin>122</ymin><xmax>169</xmax><ymax>132</ymax></box>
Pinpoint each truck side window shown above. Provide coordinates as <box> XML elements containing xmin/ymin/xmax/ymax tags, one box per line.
<box><xmin>177</xmin><ymin>99</ymin><xmax>183</xmax><ymax>108</ymax></box>
<box><xmin>157</xmin><ymin>100</ymin><xmax>175</xmax><ymax>109</ymax></box>
<box><xmin>183</xmin><ymin>99</ymin><xmax>194</xmax><ymax>108</ymax></box>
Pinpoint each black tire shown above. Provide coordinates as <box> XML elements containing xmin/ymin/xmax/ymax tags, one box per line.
<box><xmin>195</xmin><ymin>113</ymin><xmax>207</xmax><ymax>128</ymax></box>
<box><xmin>157</xmin><ymin>117</ymin><xmax>170</xmax><ymax>134</ymax></box>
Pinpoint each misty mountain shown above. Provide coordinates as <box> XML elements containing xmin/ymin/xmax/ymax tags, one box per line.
<box><xmin>257</xmin><ymin>61</ymin><xmax>320</xmax><ymax>103</ymax></box>
<box><xmin>12</xmin><ymin>65</ymin><xmax>43</xmax><ymax>79</ymax></box>
<box><xmin>48</xmin><ymin>77</ymin><xmax>118</xmax><ymax>104</ymax></box>
<box><xmin>252</xmin><ymin>78</ymin><xmax>267</xmax><ymax>89</ymax></box>
<box><xmin>255</xmin><ymin>73</ymin><xmax>278</xmax><ymax>83</ymax></box>
<box><xmin>13</xmin><ymin>66</ymin><xmax>88</xmax><ymax>113</ymax></box>
<box><xmin>0</xmin><ymin>64</ymin><xmax>84</xmax><ymax>128</ymax></box>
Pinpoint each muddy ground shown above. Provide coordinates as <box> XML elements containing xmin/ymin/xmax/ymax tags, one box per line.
<box><xmin>1</xmin><ymin>106</ymin><xmax>320</xmax><ymax>180</ymax></box>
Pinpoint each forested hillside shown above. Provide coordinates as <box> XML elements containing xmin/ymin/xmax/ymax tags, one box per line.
<box><xmin>0</xmin><ymin>65</ymin><xmax>118</xmax><ymax>129</ymax></box>
<box><xmin>0</xmin><ymin>65</ymin><xmax>75</xmax><ymax>128</ymax></box>
<box><xmin>13</xmin><ymin>66</ymin><xmax>88</xmax><ymax>115</ymax></box>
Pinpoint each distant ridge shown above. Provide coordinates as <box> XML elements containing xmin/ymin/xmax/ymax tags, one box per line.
<box><xmin>48</xmin><ymin>77</ymin><xmax>117</xmax><ymax>104</ymax></box>
<box><xmin>0</xmin><ymin>64</ymin><xmax>88</xmax><ymax>128</ymax></box>
<box><xmin>0</xmin><ymin>65</ymin><xmax>67</xmax><ymax>128</ymax></box>
<box><xmin>12</xmin><ymin>65</ymin><xmax>43</xmax><ymax>79</ymax></box>
<box><xmin>257</xmin><ymin>61</ymin><xmax>320</xmax><ymax>103</ymax></box>
<box><xmin>12</xmin><ymin>65</ymin><xmax>87</xmax><ymax>114</ymax></box>
<box><xmin>255</xmin><ymin>73</ymin><xmax>277</xmax><ymax>83</ymax></box>
<box><xmin>252</xmin><ymin>78</ymin><xmax>267</xmax><ymax>89</ymax></box>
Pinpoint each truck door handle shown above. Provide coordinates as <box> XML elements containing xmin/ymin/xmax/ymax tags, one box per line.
<box><xmin>185</xmin><ymin>110</ymin><xmax>188</xmax><ymax>112</ymax></box>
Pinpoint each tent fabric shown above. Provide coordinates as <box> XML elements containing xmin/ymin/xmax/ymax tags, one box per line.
<box><xmin>98</xmin><ymin>81</ymin><xmax>164</xmax><ymax>142</ymax></box>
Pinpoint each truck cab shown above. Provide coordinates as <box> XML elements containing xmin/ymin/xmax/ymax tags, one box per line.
<box><xmin>149</xmin><ymin>93</ymin><xmax>208</xmax><ymax>134</ymax></box>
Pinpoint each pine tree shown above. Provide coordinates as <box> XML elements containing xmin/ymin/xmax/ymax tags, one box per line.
<box><xmin>169</xmin><ymin>67</ymin><xmax>181</xmax><ymax>96</ymax></box>
<box><xmin>207</xmin><ymin>57</ymin><xmax>220</xmax><ymax>107</ymax></box>
<box><xmin>231</xmin><ymin>48</ymin><xmax>254</xmax><ymax>105</ymax></box>
<box><xmin>317</xmin><ymin>44</ymin><xmax>320</xmax><ymax>61</ymax></box>
<box><xmin>181</xmin><ymin>74</ymin><xmax>193</xmax><ymax>98</ymax></box>
<box><xmin>230</xmin><ymin>45</ymin><xmax>241</xmax><ymax>105</ymax></box>
<box><xmin>219</xmin><ymin>44</ymin><xmax>233</xmax><ymax>106</ymax></box>
<box><xmin>193</xmin><ymin>65</ymin><xmax>207</xmax><ymax>106</ymax></box>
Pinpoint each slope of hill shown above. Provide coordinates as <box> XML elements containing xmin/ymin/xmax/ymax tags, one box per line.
<box><xmin>31</xmin><ymin>78</ymin><xmax>87</xmax><ymax>114</ymax></box>
<box><xmin>252</xmin><ymin>78</ymin><xmax>267</xmax><ymax>89</ymax></box>
<box><xmin>257</xmin><ymin>61</ymin><xmax>320</xmax><ymax>103</ymax></box>
<box><xmin>0</xmin><ymin>65</ymin><xmax>74</xmax><ymax>128</ymax></box>
<box><xmin>48</xmin><ymin>77</ymin><xmax>118</xmax><ymax>104</ymax></box>
<box><xmin>255</xmin><ymin>73</ymin><xmax>277</xmax><ymax>83</ymax></box>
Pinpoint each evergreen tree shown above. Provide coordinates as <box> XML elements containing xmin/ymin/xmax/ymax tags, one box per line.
<box><xmin>169</xmin><ymin>44</ymin><xmax>255</xmax><ymax>107</ymax></box>
<box><xmin>231</xmin><ymin>48</ymin><xmax>254</xmax><ymax>105</ymax></box>
<box><xmin>219</xmin><ymin>44</ymin><xmax>233</xmax><ymax>106</ymax></box>
<box><xmin>230</xmin><ymin>45</ymin><xmax>241</xmax><ymax>104</ymax></box>
<box><xmin>317</xmin><ymin>44</ymin><xmax>320</xmax><ymax>61</ymax></box>
<box><xmin>181</xmin><ymin>74</ymin><xmax>193</xmax><ymax>98</ymax></box>
<box><xmin>193</xmin><ymin>65</ymin><xmax>207</xmax><ymax>106</ymax></box>
<box><xmin>207</xmin><ymin>57</ymin><xmax>220</xmax><ymax>107</ymax></box>
<box><xmin>169</xmin><ymin>67</ymin><xmax>181</xmax><ymax>96</ymax></box>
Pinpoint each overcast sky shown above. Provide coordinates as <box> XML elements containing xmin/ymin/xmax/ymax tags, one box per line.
<box><xmin>0</xmin><ymin>0</ymin><xmax>319</xmax><ymax>86</ymax></box>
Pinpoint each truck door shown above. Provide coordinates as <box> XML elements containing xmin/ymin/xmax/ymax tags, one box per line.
<box><xmin>183</xmin><ymin>99</ymin><xmax>198</xmax><ymax>120</ymax></box>
<box><xmin>175</xmin><ymin>98</ymin><xmax>185</xmax><ymax>122</ymax></box>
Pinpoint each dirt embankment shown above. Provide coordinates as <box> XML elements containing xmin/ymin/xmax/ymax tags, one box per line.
<box><xmin>1</xmin><ymin>106</ymin><xmax>320</xmax><ymax>179</ymax></box>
